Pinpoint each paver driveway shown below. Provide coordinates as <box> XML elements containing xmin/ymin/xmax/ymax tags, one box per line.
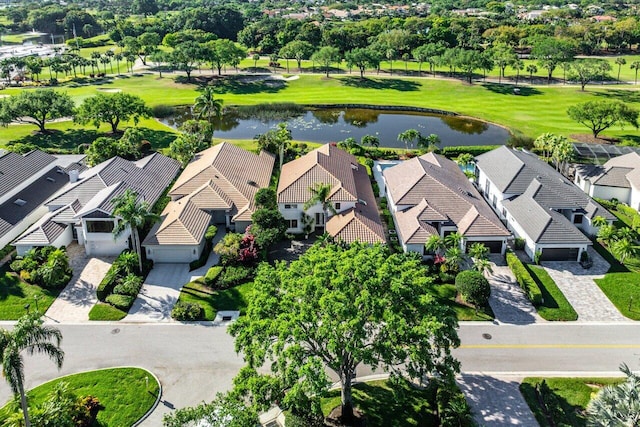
<box><xmin>542</xmin><ymin>247</ymin><xmax>627</xmax><ymax>322</ymax></box>
<box><xmin>44</xmin><ymin>244</ymin><xmax>113</xmax><ymax>323</ymax></box>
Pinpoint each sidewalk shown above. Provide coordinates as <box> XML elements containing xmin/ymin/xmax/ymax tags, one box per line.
<box><xmin>457</xmin><ymin>374</ymin><xmax>539</xmax><ymax>426</ymax></box>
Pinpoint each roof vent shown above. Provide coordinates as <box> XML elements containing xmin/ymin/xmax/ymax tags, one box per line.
<box><xmin>350</xmin><ymin>163</ymin><xmax>358</xmax><ymax>170</ymax></box>
<box><xmin>46</xmin><ymin>177</ymin><xmax>55</xmax><ymax>182</ymax></box>
<box><xmin>14</xmin><ymin>199</ymin><xmax>27</xmax><ymax>207</ymax></box>
<box><xmin>247</xmin><ymin>180</ymin><xmax>257</xmax><ymax>186</ymax></box>
<box><xmin>358</xmin><ymin>198</ymin><xmax>367</xmax><ymax>206</ymax></box>
<box><xmin>56</xmin><ymin>168</ymin><xmax>65</xmax><ymax>174</ymax></box>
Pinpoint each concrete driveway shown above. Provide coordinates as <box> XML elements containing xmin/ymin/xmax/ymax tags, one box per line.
<box><xmin>542</xmin><ymin>247</ymin><xmax>627</xmax><ymax>322</ymax></box>
<box><xmin>44</xmin><ymin>244</ymin><xmax>113</xmax><ymax>323</ymax></box>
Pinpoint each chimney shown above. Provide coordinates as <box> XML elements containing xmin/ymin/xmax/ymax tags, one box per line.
<box><xmin>69</xmin><ymin>169</ymin><xmax>79</xmax><ymax>183</ymax></box>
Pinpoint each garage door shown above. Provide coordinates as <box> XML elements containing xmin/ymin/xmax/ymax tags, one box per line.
<box><xmin>540</xmin><ymin>248</ymin><xmax>579</xmax><ymax>261</ymax></box>
<box><xmin>149</xmin><ymin>247</ymin><xmax>196</xmax><ymax>263</ymax></box>
<box><xmin>481</xmin><ymin>241</ymin><xmax>503</xmax><ymax>253</ymax></box>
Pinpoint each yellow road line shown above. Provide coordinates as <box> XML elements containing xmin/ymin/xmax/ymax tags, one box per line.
<box><xmin>460</xmin><ymin>344</ymin><xmax>640</xmax><ymax>349</ymax></box>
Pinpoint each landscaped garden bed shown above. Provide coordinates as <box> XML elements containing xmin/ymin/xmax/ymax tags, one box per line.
<box><xmin>173</xmin><ymin>278</ymin><xmax>254</xmax><ymax>321</ymax></box>
<box><xmin>0</xmin><ymin>367</ymin><xmax>160</xmax><ymax>426</ymax></box>
<box><xmin>0</xmin><ymin>264</ymin><xmax>62</xmax><ymax>319</ymax></box>
<box><xmin>520</xmin><ymin>377</ymin><xmax>624</xmax><ymax>427</ymax></box>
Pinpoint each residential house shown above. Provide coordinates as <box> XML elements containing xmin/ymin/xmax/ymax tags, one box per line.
<box><xmin>14</xmin><ymin>153</ymin><xmax>180</xmax><ymax>257</ymax></box>
<box><xmin>575</xmin><ymin>152</ymin><xmax>640</xmax><ymax>212</ymax></box>
<box><xmin>277</xmin><ymin>144</ymin><xmax>385</xmax><ymax>244</ymax></box>
<box><xmin>0</xmin><ymin>150</ymin><xmax>86</xmax><ymax>251</ymax></box>
<box><xmin>475</xmin><ymin>146</ymin><xmax>615</xmax><ymax>261</ymax></box>
<box><xmin>383</xmin><ymin>152</ymin><xmax>510</xmax><ymax>256</ymax></box>
<box><xmin>143</xmin><ymin>143</ymin><xmax>275</xmax><ymax>263</ymax></box>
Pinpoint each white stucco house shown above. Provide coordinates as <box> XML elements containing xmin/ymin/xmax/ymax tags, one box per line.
<box><xmin>143</xmin><ymin>143</ymin><xmax>275</xmax><ymax>263</ymax></box>
<box><xmin>14</xmin><ymin>153</ymin><xmax>180</xmax><ymax>257</ymax></box>
<box><xmin>277</xmin><ymin>144</ymin><xmax>385</xmax><ymax>244</ymax></box>
<box><xmin>575</xmin><ymin>152</ymin><xmax>640</xmax><ymax>212</ymax></box>
<box><xmin>475</xmin><ymin>146</ymin><xmax>615</xmax><ymax>261</ymax></box>
<box><xmin>383</xmin><ymin>152</ymin><xmax>510</xmax><ymax>256</ymax></box>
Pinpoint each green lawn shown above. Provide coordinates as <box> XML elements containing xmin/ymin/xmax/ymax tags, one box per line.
<box><xmin>320</xmin><ymin>379</ymin><xmax>439</xmax><ymax>425</ymax></box>
<box><xmin>526</xmin><ymin>264</ymin><xmax>578</xmax><ymax>321</ymax></box>
<box><xmin>520</xmin><ymin>377</ymin><xmax>624</xmax><ymax>427</ymax></box>
<box><xmin>0</xmin><ymin>268</ymin><xmax>61</xmax><ymax>320</ymax></box>
<box><xmin>88</xmin><ymin>302</ymin><xmax>128</xmax><ymax>321</ymax></box>
<box><xmin>4</xmin><ymin>72</ymin><xmax>640</xmax><ymax>149</ymax></box>
<box><xmin>594</xmin><ymin>272</ymin><xmax>640</xmax><ymax>320</ymax></box>
<box><xmin>176</xmin><ymin>280</ymin><xmax>254</xmax><ymax>321</ymax></box>
<box><xmin>0</xmin><ymin>368</ymin><xmax>160</xmax><ymax>426</ymax></box>
<box><xmin>431</xmin><ymin>283</ymin><xmax>494</xmax><ymax>321</ymax></box>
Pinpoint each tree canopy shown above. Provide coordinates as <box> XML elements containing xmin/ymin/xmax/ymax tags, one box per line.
<box><xmin>0</xmin><ymin>89</ymin><xmax>74</xmax><ymax>132</ymax></box>
<box><xmin>567</xmin><ymin>100</ymin><xmax>639</xmax><ymax>138</ymax></box>
<box><xmin>74</xmin><ymin>92</ymin><xmax>151</xmax><ymax>134</ymax></box>
<box><xmin>229</xmin><ymin>242</ymin><xmax>460</xmax><ymax>423</ymax></box>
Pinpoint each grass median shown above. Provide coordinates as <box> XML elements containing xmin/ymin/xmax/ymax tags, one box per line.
<box><xmin>525</xmin><ymin>264</ymin><xmax>578</xmax><ymax>321</ymax></box>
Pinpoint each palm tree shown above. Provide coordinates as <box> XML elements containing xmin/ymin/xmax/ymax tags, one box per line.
<box><xmin>586</xmin><ymin>363</ymin><xmax>640</xmax><ymax>426</ymax></box>
<box><xmin>597</xmin><ymin>224</ymin><xmax>617</xmax><ymax>247</ymax></box>
<box><xmin>193</xmin><ymin>86</ymin><xmax>224</xmax><ymax>124</ymax></box>
<box><xmin>468</xmin><ymin>242</ymin><xmax>489</xmax><ymax>260</ymax></box>
<box><xmin>303</xmin><ymin>183</ymin><xmax>337</xmax><ymax>232</ymax></box>
<box><xmin>360</xmin><ymin>134</ymin><xmax>380</xmax><ymax>148</ymax></box>
<box><xmin>418</xmin><ymin>133</ymin><xmax>441</xmax><ymax>151</ymax></box>
<box><xmin>425</xmin><ymin>234</ymin><xmax>446</xmax><ymax>255</ymax></box>
<box><xmin>444</xmin><ymin>246</ymin><xmax>465</xmax><ymax>273</ymax></box>
<box><xmin>513</xmin><ymin>59</ymin><xmax>524</xmax><ymax>86</ymax></box>
<box><xmin>615</xmin><ymin>57</ymin><xmax>626</xmax><ymax>83</ymax></box>
<box><xmin>592</xmin><ymin>215</ymin><xmax>608</xmax><ymax>228</ymax></box>
<box><xmin>611</xmin><ymin>238</ymin><xmax>638</xmax><ymax>264</ymax></box>
<box><xmin>0</xmin><ymin>313</ymin><xmax>64</xmax><ymax>427</ymax></box>
<box><xmin>473</xmin><ymin>257</ymin><xmax>493</xmax><ymax>275</ymax></box>
<box><xmin>397</xmin><ymin>129</ymin><xmax>421</xmax><ymax>151</ymax></box>
<box><xmin>526</xmin><ymin>64</ymin><xmax>537</xmax><ymax>82</ymax></box>
<box><xmin>630</xmin><ymin>61</ymin><xmax>640</xmax><ymax>85</ymax></box>
<box><xmin>112</xmin><ymin>189</ymin><xmax>160</xmax><ymax>273</ymax></box>
<box><xmin>444</xmin><ymin>231</ymin><xmax>464</xmax><ymax>249</ymax></box>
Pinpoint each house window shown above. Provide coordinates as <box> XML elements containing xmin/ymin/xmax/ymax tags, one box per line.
<box><xmin>492</xmin><ymin>195</ymin><xmax>497</xmax><ymax>208</ymax></box>
<box><xmin>85</xmin><ymin>220</ymin><xmax>114</xmax><ymax>233</ymax></box>
<box><xmin>287</xmin><ymin>219</ymin><xmax>298</xmax><ymax>229</ymax></box>
<box><xmin>573</xmin><ymin>214</ymin><xmax>583</xmax><ymax>224</ymax></box>
<box><xmin>335</xmin><ymin>202</ymin><xmax>341</xmax><ymax>210</ymax></box>
<box><xmin>485</xmin><ymin>179</ymin><xmax>491</xmax><ymax>196</ymax></box>
<box><xmin>502</xmin><ymin>208</ymin><xmax>507</xmax><ymax>217</ymax></box>
<box><xmin>284</xmin><ymin>204</ymin><xmax>297</xmax><ymax>209</ymax></box>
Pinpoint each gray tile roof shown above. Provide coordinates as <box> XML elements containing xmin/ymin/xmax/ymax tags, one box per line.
<box><xmin>0</xmin><ymin>150</ymin><xmax>56</xmax><ymax>198</ymax></box>
<box><xmin>577</xmin><ymin>153</ymin><xmax>640</xmax><ymax>189</ymax></box>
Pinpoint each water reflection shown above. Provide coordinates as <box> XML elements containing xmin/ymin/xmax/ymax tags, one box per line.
<box><xmin>160</xmin><ymin>106</ymin><xmax>509</xmax><ymax>148</ymax></box>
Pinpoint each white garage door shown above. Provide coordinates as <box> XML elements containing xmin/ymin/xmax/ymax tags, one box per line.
<box><xmin>149</xmin><ymin>247</ymin><xmax>196</xmax><ymax>263</ymax></box>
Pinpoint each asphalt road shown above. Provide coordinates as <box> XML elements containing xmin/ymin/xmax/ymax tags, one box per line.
<box><xmin>0</xmin><ymin>322</ymin><xmax>638</xmax><ymax>425</ymax></box>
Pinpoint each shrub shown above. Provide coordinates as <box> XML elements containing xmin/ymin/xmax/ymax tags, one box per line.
<box><xmin>439</xmin><ymin>271</ymin><xmax>457</xmax><ymax>284</ymax></box>
<box><xmin>96</xmin><ymin>264</ymin><xmax>123</xmax><ymax>301</ymax></box>
<box><xmin>105</xmin><ymin>294</ymin><xmax>134</xmax><ymax>311</ymax></box>
<box><xmin>115</xmin><ymin>251</ymin><xmax>139</xmax><ymax>275</ymax></box>
<box><xmin>455</xmin><ymin>270</ymin><xmax>491</xmax><ymax>308</ymax></box>
<box><xmin>112</xmin><ymin>274</ymin><xmax>143</xmax><ymax>297</ymax></box>
<box><xmin>205</xmin><ymin>225</ymin><xmax>218</xmax><ymax>242</ymax></box>
<box><xmin>514</xmin><ymin>237</ymin><xmax>526</xmax><ymax>250</ymax></box>
<box><xmin>217</xmin><ymin>265</ymin><xmax>254</xmax><ymax>288</ymax></box>
<box><xmin>171</xmin><ymin>301</ymin><xmax>203</xmax><ymax>321</ymax></box>
<box><xmin>440</xmin><ymin>145</ymin><xmax>500</xmax><ymax>158</ymax></box>
<box><xmin>204</xmin><ymin>266</ymin><xmax>223</xmax><ymax>286</ymax></box>
<box><xmin>506</xmin><ymin>251</ymin><xmax>543</xmax><ymax>305</ymax></box>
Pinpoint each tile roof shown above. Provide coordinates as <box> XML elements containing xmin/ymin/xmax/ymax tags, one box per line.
<box><xmin>384</xmin><ymin>152</ymin><xmax>509</xmax><ymax>243</ymax></box>
<box><xmin>476</xmin><ymin>147</ymin><xmax>614</xmax><ymax>221</ymax></box>
<box><xmin>277</xmin><ymin>144</ymin><xmax>360</xmax><ymax>204</ymax></box>
<box><xmin>279</xmin><ymin>144</ymin><xmax>385</xmax><ymax>244</ymax></box>
<box><xmin>577</xmin><ymin>153</ymin><xmax>640</xmax><ymax>189</ymax></box>
<box><xmin>13</xmin><ymin>209</ymin><xmax>69</xmax><ymax>246</ymax></box>
<box><xmin>169</xmin><ymin>142</ymin><xmax>274</xmax><ymax>222</ymax></box>
<box><xmin>0</xmin><ymin>150</ymin><xmax>56</xmax><ymax>199</ymax></box>
<box><xmin>142</xmin><ymin>196</ymin><xmax>212</xmax><ymax>246</ymax></box>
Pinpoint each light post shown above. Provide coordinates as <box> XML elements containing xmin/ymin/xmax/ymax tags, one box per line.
<box><xmin>33</xmin><ymin>295</ymin><xmax>40</xmax><ymax>314</ymax></box>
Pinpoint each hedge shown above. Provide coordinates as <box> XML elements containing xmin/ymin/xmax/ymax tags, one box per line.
<box><xmin>171</xmin><ymin>301</ymin><xmax>203</xmax><ymax>321</ymax></box>
<box><xmin>506</xmin><ymin>251</ymin><xmax>543</xmax><ymax>305</ymax></box>
<box><xmin>96</xmin><ymin>264</ymin><xmax>123</xmax><ymax>301</ymax></box>
<box><xmin>438</xmin><ymin>145</ymin><xmax>500</xmax><ymax>159</ymax></box>
<box><xmin>217</xmin><ymin>265</ymin><xmax>254</xmax><ymax>289</ymax></box>
<box><xmin>105</xmin><ymin>294</ymin><xmax>135</xmax><ymax>311</ymax></box>
<box><xmin>204</xmin><ymin>266</ymin><xmax>223</xmax><ymax>287</ymax></box>
<box><xmin>189</xmin><ymin>227</ymin><xmax>218</xmax><ymax>271</ymax></box>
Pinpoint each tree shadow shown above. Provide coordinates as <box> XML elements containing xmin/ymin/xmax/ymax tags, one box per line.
<box><xmin>340</xmin><ymin>77</ymin><xmax>421</xmax><ymax>92</ymax></box>
<box><xmin>519</xmin><ymin>381</ymin><xmax>587</xmax><ymax>426</ymax></box>
<box><xmin>481</xmin><ymin>83</ymin><xmax>542</xmax><ymax>96</ymax></box>
<box><xmin>138</xmin><ymin>128</ymin><xmax>178</xmax><ymax>150</ymax></box>
<box><xmin>591</xmin><ymin>89</ymin><xmax>640</xmax><ymax>103</ymax></box>
<box><xmin>0</xmin><ymin>271</ymin><xmax>25</xmax><ymax>301</ymax></box>
<box><xmin>175</xmin><ymin>75</ymin><xmax>287</xmax><ymax>95</ymax></box>
<box><xmin>8</xmin><ymin>128</ymin><xmax>103</xmax><ymax>152</ymax></box>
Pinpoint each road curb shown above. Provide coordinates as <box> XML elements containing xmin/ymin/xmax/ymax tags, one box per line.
<box><xmin>132</xmin><ymin>368</ymin><xmax>163</xmax><ymax>427</ymax></box>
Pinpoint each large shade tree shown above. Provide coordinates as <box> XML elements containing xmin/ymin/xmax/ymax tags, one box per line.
<box><xmin>75</xmin><ymin>92</ymin><xmax>151</xmax><ymax>133</ymax></box>
<box><xmin>112</xmin><ymin>189</ymin><xmax>159</xmax><ymax>273</ymax></box>
<box><xmin>0</xmin><ymin>89</ymin><xmax>74</xmax><ymax>132</ymax></box>
<box><xmin>0</xmin><ymin>313</ymin><xmax>64</xmax><ymax>427</ymax></box>
<box><xmin>567</xmin><ymin>100</ymin><xmax>639</xmax><ymax>138</ymax></box>
<box><xmin>229</xmin><ymin>243</ymin><xmax>460</xmax><ymax>424</ymax></box>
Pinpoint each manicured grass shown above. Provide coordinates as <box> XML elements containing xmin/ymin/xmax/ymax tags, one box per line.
<box><xmin>3</xmin><ymin>72</ymin><xmax>640</xmax><ymax>148</ymax></box>
<box><xmin>320</xmin><ymin>379</ymin><xmax>439</xmax><ymax>425</ymax></box>
<box><xmin>525</xmin><ymin>264</ymin><xmax>578</xmax><ymax>321</ymax></box>
<box><xmin>594</xmin><ymin>272</ymin><xmax>640</xmax><ymax>320</ymax></box>
<box><xmin>176</xmin><ymin>279</ymin><xmax>254</xmax><ymax>320</ymax></box>
<box><xmin>431</xmin><ymin>283</ymin><xmax>494</xmax><ymax>321</ymax></box>
<box><xmin>0</xmin><ymin>268</ymin><xmax>61</xmax><ymax>320</ymax></box>
<box><xmin>0</xmin><ymin>368</ymin><xmax>160</xmax><ymax>426</ymax></box>
<box><xmin>520</xmin><ymin>377</ymin><xmax>624</xmax><ymax>427</ymax></box>
<box><xmin>88</xmin><ymin>302</ymin><xmax>128</xmax><ymax>321</ymax></box>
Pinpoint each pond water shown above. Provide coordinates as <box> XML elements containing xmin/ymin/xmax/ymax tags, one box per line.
<box><xmin>160</xmin><ymin>106</ymin><xmax>510</xmax><ymax>148</ymax></box>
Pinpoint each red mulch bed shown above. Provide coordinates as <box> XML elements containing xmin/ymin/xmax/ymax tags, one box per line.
<box><xmin>570</xmin><ymin>134</ymin><xmax>621</xmax><ymax>144</ymax></box>
<box><xmin>325</xmin><ymin>406</ymin><xmax>367</xmax><ymax>426</ymax></box>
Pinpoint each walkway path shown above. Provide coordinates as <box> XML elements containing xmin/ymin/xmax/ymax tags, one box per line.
<box><xmin>487</xmin><ymin>256</ymin><xmax>542</xmax><ymax>324</ymax></box>
<box><xmin>542</xmin><ymin>247</ymin><xmax>627</xmax><ymax>322</ymax></box>
<box><xmin>44</xmin><ymin>244</ymin><xmax>113</xmax><ymax>323</ymax></box>
<box><xmin>458</xmin><ymin>374</ymin><xmax>539</xmax><ymax>427</ymax></box>
<box><xmin>125</xmin><ymin>229</ymin><xmax>223</xmax><ymax>322</ymax></box>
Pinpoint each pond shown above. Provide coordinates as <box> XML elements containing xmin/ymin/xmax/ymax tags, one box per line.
<box><xmin>160</xmin><ymin>106</ymin><xmax>510</xmax><ymax>149</ymax></box>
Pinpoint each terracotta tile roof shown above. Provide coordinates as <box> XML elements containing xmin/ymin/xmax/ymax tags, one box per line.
<box><xmin>384</xmin><ymin>153</ymin><xmax>509</xmax><ymax>242</ymax></box>
<box><xmin>142</xmin><ymin>196</ymin><xmax>212</xmax><ymax>246</ymax></box>
<box><xmin>280</xmin><ymin>144</ymin><xmax>385</xmax><ymax>244</ymax></box>
<box><xmin>169</xmin><ymin>142</ymin><xmax>274</xmax><ymax>222</ymax></box>
<box><xmin>394</xmin><ymin>202</ymin><xmax>440</xmax><ymax>244</ymax></box>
